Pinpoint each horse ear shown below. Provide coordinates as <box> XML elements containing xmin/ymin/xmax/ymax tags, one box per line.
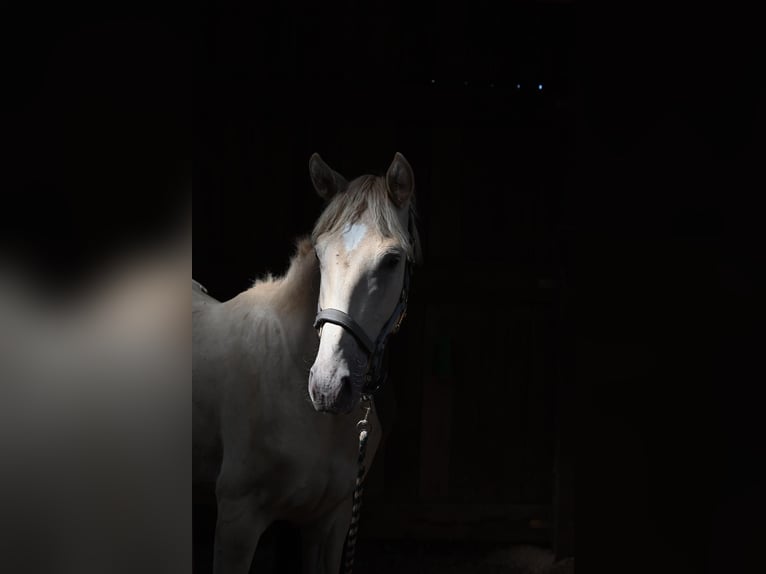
<box><xmin>385</xmin><ymin>152</ymin><xmax>415</xmax><ymax>208</ymax></box>
<box><xmin>309</xmin><ymin>153</ymin><xmax>348</xmax><ymax>200</ymax></box>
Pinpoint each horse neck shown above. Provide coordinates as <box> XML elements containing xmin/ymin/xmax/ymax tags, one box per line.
<box><xmin>234</xmin><ymin>238</ymin><xmax>320</xmax><ymax>364</ymax></box>
<box><xmin>275</xmin><ymin>240</ymin><xmax>321</xmax><ymax>360</ymax></box>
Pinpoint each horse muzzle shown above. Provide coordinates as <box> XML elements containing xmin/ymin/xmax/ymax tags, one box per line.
<box><xmin>308</xmin><ymin>366</ymin><xmax>360</xmax><ymax>414</ymax></box>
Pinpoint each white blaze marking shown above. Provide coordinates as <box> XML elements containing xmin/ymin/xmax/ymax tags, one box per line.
<box><xmin>342</xmin><ymin>223</ymin><xmax>367</xmax><ymax>253</ymax></box>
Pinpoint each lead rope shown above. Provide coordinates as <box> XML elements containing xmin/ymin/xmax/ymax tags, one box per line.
<box><xmin>343</xmin><ymin>395</ymin><xmax>371</xmax><ymax>574</ymax></box>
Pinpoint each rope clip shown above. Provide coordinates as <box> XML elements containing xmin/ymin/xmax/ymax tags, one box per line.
<box><xmin>357</xmin><ymin>396</ymin><xmax>372</xmax><ymax>434</ymax></box>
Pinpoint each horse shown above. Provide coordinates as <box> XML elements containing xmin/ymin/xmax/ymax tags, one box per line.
<box><xmin>193</xmin><ymin>152</ymin><xmax>421</xmax><ymax>574</ymax></box>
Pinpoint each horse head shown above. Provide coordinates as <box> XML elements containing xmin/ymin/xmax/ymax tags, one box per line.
<box><xmin>307</xmin><ymin>152</ymin><xmax>419</xmax><ymax>414</ymax></box>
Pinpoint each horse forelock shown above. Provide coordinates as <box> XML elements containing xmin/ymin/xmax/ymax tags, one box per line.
<box><xmin>310</xmin><ymin>175</ymin><xmax>419</xmax><ymax>261</ymax></box>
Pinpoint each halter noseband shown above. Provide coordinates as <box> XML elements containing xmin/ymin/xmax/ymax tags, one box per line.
<box><xmin>313</xmin><ymin>213</ymin><xmax>415</xmax><ymax>394</ymax></box>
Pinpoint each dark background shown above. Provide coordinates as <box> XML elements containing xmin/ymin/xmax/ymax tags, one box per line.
<box><xmin>576</xmin><ymin>5</ymin><xmax>763</xmax><ymax>573</ymax></box>
<box><xmin>0</xmin><ymin>1</ymin><xmax>762</xmax><ymax>573</ymax></box>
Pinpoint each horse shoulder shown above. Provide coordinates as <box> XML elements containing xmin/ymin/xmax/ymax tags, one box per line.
<box><xmin>226</xmin><ymin>291</ymin><xmax>293</xmax><ymax>376</ymax></box>
<box><xmin>213</xmin><ymin>292</ymin><xmax>297</xmax><ymax>437</ymax></box>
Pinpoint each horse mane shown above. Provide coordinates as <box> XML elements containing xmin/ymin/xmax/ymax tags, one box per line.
<box><xmin>310</xmin><ymin>175</ymin><xmax>421</xmax><ymax>263</ymax></box>
<box><xmin>244</xmin><ymin>237</ymin><xmax>318</xmax><ymax>314</ymax></box>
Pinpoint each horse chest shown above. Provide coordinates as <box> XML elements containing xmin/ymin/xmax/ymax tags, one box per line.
<box><xmin>255</xmin><ymin>422</ymin><xmax>358</xmax><ymax>521</ymax></box>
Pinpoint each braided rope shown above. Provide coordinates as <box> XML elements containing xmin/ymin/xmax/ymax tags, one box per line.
<box><xmin>343</xmin><ymin>409</ymin><xmax>370</xmax><ymax>574</ymax></box>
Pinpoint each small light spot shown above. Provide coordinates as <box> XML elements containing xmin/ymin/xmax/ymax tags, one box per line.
<box><xmin>538</xmin><ymin>83</ymin><xmax>543</xmax><ymax>91</ymax></box>
<box><xmin>516</xmin><ymin>83</ymin><xmax>521</xmax><ymax>89</ymax></box>
<box><xmin>431</xmin><ymin>79</ymin><xmax>435</xmax><ymax>84</ymax></box>
<box><xmin>490</xmin><ymin>83</ymin><xmax>495</xmax><ymax>88</ymax></box>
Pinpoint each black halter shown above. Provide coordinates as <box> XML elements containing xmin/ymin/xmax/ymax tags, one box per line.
<box><xmin>313</xmin><ymin>215</ymin><xmax>415</xmax><ymax>394</ymax></box>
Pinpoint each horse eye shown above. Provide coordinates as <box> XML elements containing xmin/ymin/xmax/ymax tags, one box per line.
<box><xmin>382</xmin><ymin>254</ymin><xmax>401</xmax><ymax>269</ymax></box>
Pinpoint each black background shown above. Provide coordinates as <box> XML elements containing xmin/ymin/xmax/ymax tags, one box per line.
<box><xmin>1</xmin><ymin>2</ymin><xmax>763</xmax><ymax>573</ymax></box>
